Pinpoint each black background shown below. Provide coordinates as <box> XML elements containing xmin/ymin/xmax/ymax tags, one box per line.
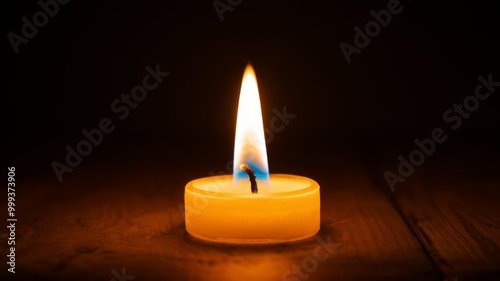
<box><xmin>4</xmin><ymin>0</ymin><xmax>500</xmax><ymax>186</ymax></box>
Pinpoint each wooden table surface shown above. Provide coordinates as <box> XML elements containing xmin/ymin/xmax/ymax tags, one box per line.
<box><xmin>2</xmin><ymin>138</ymin><xmax>499</xmax><ymax>281</ymax></box>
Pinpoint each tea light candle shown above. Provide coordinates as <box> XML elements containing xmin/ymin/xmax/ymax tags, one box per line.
<box><xmin>184</xmin><ymin>64</ymin><xmax>320</xmax><ymax>244</ymax></box>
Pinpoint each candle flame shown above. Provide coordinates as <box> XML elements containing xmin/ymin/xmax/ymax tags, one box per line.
<box><xmin>233</xmin><ymin>64</ymin><xmax>270</xmax><ymax>181</ymax></box>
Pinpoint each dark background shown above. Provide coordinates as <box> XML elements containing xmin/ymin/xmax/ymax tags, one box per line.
<box><xmin>3</xmin><ymin>1</ymin><xmax>500</xmax><ymax>173</ymax></box>
<box><xmin>2</xmin><ymin>0</ymin><xmax>500</xmax><ymax>280</ymax></box>
<box><xmin>4</xmin><ymin>0</ymin><xmax>499</xmax><ymax>181</ymax></box>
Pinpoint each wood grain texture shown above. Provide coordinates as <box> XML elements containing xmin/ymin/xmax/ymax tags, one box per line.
<box><xmin>0</xmin><ymin>149</ymin><xmax>441</xmax><ymax>281</ymax></box>
<box><xmin>394</xmin><ymin>148</ymin><xmax>500</xmax><ymax>281</ymax></box>
<box><xmin>362</xmin><ymin>140</ymin><xmax>500</xmax><ymax>281</ymax></box>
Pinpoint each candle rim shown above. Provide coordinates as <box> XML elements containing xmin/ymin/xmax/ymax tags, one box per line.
<box><xmin>185</xmin><ymin>174</ymin><xmax>319</xmax><ymax>198</ymax></box>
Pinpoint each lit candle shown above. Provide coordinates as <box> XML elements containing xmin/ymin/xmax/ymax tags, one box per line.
<box><xmin>184</xmin><ymin>64</ymin><xmax>320</xmax><ymax>244</ymax></box>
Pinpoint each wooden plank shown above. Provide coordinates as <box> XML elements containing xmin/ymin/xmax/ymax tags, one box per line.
<box><xmin>0</xmin><ymin>145</ymin><xmax>441</xmax><ymax>281</ymax></box>
<box><xmin>361</xmin><ymin>139</ymin><xmax>500</xmax><ymax>281</ymax></box>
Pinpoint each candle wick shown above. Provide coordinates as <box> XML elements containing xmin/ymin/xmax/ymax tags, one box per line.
<box><xmin>240</xmin><ymin>164</ymin><xmax>258</xmax><ymax>194</ymax></box>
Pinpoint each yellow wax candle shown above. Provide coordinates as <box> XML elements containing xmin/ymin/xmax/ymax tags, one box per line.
<box><xmin>185</xmin><ymin>174</ymin><xmax>320</xmax><ymax>244</ymax></box>
<box><xmin>184</xmin><ymin>63</ymin><xmax>320</xmax><ymax>244</ymax></box>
